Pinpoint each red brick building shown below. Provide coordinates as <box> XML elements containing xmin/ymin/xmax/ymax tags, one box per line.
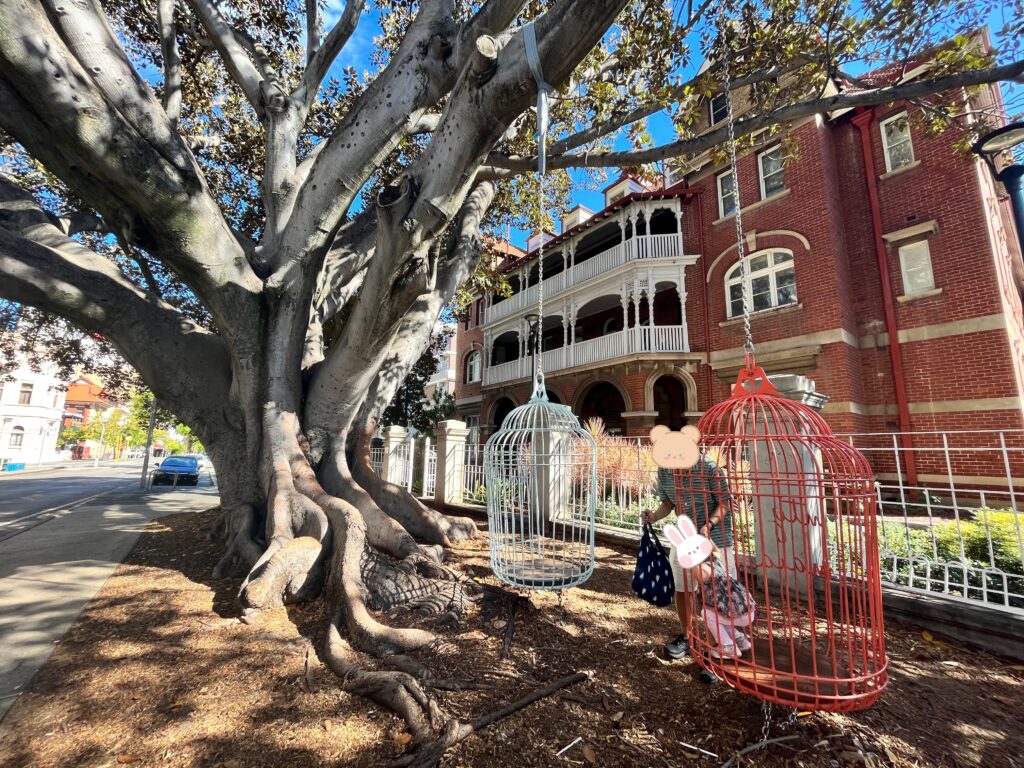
<box><xmin>61</xmin><ymin>373</ymin><xmax>112</xmax><ymax>429</ymax></box>
<box><xmin>452</xmin><ymin>77</ymin><xmax>1024</xmax><ymax>487</ymax></box>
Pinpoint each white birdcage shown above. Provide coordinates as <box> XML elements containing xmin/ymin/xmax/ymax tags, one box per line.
<box><xmin>483</xmin><ymin>19</ymin><xmax>597</xmax><ymax>591</ymax></box>
<box><xmin>484</xmin><ymin>387</ymin><xmax>597</xmax><ymax>590</ymax></box>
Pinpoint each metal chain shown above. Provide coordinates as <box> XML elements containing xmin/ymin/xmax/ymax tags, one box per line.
<box><xmin>718</xmin><ymin>11</ymin><xmax>755</xmax><ymax>367</ymax></box>
<box><xmin>536</xmin><ymin>170</ymin><xmax>545</xmax><ymax>391</ymax></box>
<box><xmin>760</xmin><ymin>700</ymin><xmax>772</xmax><ymax>743</ymax></box>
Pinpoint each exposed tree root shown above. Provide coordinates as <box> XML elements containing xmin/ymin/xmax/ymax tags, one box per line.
<box><xmin>352</xmin><ymin>443</ymin><xmax>478</xmax><ymax>545</ymax></box>
<box><xmin>241</xmin><ymin>535</ymin><xmax>326</xmax><ymax>609</ymax></box>
<box><xmin>210</xmin><ymin>503</ymin><xmax>265</xmax><ymax>578</ymax></box>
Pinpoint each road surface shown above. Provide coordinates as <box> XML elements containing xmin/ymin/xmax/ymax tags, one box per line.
<box><xmin>0</xmin><ymin>463</ymin><xmax>142</xmax><ymax>529</ymax></box>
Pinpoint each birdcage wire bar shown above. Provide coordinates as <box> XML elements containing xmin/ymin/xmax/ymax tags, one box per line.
<box><xmin>680</xmin><ymin>367</ymin><xmax>888</xmax><ymax>712</ymax></box>
<box><xmin>485</xmin><ymin>399</ymin><xmax>597</xmax><ymax>591</ymax></box>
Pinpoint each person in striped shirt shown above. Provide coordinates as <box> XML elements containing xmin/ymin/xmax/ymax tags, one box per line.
<box><xmin>641</xmin><ymin>450</ymin><xmax>736</xmax><ymax>664</ymax></box>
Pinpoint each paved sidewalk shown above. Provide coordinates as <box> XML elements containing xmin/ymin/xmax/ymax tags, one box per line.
<box><xmin>0</xmin><ymin>485</ymin><xmax>219</xmax><ymax>721</ymax></box>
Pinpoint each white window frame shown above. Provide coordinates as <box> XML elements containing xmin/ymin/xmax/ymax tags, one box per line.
<box><xmin>18</xmin><ymin>383</ymin><xmax>32</xmax><ymax>405</ymax></box>
<box><xmin>757</xmin><ymin>145</ymin><xmax>785</xmax><ymax>199</ymax></box>
<box><xmin>710</xmin><ymin>93</ymin><xmax>729</xmax><ymax>125</ymax></box>
<box><xmin>880</xmin><ymin>111</ymin><xmax>914</xmax><ymax>173</ymax></box>
<box><xmin>717</xmin><ymin>169</ymin><xmax>736</xmax><ymax>219</ymax></box>
<box><xmin>9</xmin><ymin>426</ymin><xmax>24</xmax><ymax>447</ymax></box>
<box><xmin>464</xmin><ymin>351</ymin><xmax>481</xmax><ymax>384</ymax></box>
<box><xmin>897</xmin><ymin>240</ymin><xmax>935</xmax><ymax>294</ymax></box>
<box><xmin>724</xmin><ymin>249</ymin><xmax>798</xmax><ymax>318</ymax></box>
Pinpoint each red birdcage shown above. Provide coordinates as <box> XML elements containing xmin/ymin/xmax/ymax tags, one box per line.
<box><xmin>675</xmin><ymin>364</ymin><xmax>888</xmax><ymax>712</ymax></box>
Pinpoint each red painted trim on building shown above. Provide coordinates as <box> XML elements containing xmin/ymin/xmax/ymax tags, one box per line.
<box><xmin>852</xmin><ymin>108</ymin><xmax>918</xmax><ymax>484</ymax></box>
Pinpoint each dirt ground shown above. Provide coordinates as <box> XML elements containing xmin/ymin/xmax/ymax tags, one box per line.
<box><xmin>2</xmin><ymin>508</ymin><xmax>1023</xmax><ymax>768</ymax></box>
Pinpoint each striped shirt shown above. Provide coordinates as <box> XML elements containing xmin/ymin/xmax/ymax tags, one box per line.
<box><xmin>657</xmin><ymin>456</ymin><xmax>734</xmax><ymax>548</ymax></box>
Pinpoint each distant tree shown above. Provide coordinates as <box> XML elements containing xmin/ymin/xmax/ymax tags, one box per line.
<box><xmin>381</xmin><ymin>329</ymin><xmax>452</xmax><ymax>433</ymax></box>
<box><xmin>419</xmin><ymin>388</ymin><xmax>456</xmax><ymax>433</ymax></box>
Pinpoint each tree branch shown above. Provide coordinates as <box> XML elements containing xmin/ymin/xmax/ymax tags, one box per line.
<box><xmin>0</xmin><ymin>4</ymin><xmax>263</xmax><ymax>341</ymax></box>
<box><xmin>300</xmin><ymin>0</ymin><xmax>365</xmax><ymax>105</ymax></box>
<box><xmin>0</xmin><ymin>177</ymin><xmax>236</xmax><ymax>439</ymax></box>
<box><xmin>487</xmin><ymin>59</ymin><xmax>1024</xmax><ymax>172</ymax></box>
<box><xmin>305</xmin><ymin>0</ymin><xmax>321</xmax><ymax>64</ymax></box>
<box><xmin>184</xmin><ymin>0</ymin><xmax>264</xmax><ymax>110</ymax></box>
<box><xmin>158</xmin><ymin>0</ymin><xmax>183</xmax><ymax>126</ymax></box>
<box><xmin>459</xmin><ymin>0</ymin><xmax>528</xmax><ymax>49</ymax></box>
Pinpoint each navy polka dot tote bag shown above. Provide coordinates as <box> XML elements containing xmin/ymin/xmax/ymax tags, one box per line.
<box><xmin>632</xmin><ymin>523</ymin><xmax>675</xmax><ymax>607</ymax></box>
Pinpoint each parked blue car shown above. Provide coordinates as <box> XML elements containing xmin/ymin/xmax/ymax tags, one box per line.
<box><xmin>153</xmin><ymin>455</ymin><xmax>200</xmax><ymax>486</ymax></box>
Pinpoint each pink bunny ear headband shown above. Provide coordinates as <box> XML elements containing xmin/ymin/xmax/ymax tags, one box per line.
<box><xmin>663</xmin><ymin>515</ymin><xmax>714</xmax><ymax>569</ymax></box>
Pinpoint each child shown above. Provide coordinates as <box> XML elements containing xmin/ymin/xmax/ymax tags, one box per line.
<box><xmin>664</xmin><ymin>515</ymin><xmax>755</xmax><ymax>659</ymax></box>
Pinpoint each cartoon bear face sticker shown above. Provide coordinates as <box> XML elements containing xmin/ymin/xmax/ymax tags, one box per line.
<box><xmin>649</xmin><ymin>425</ymin><xmax>702</xmax><ymax>470</ymax></box>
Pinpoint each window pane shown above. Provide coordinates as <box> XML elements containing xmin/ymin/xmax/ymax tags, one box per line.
<box><xmin>899</xmin><ymin>241</ymin><xmax>934</xmax><ymax>293</ymax></box>
<box><xmin>888</xmin><ymin>139</ymin><xmax>913</xmax><ymax>169</ymax></box>
<box><xmin>749</xmin><ymin>254</ymin><xmax>769</xmax><ymax>272</ymax></box>
<box><xmin>883</xmin><ymin>116</ymin><xmax>914</xmax><ymax>169</ymax></box>
<box><xmin>729</xmin><ymin>283</ymin><xmax>744</xmax><ymax>317</ymax></box>
<box><xmin>751</xmin><ymin>275</ymin><xmax>772</xmax><ymax>311</ymax></box>
<box><xmin>773</xmin><ymin>251</ymin><xmax>793</xmax><ymax>264</ymax></box>
<box><xmin>718</xmin><ymin>172</ymin><xmax>735</xmax><ymax>215</ymax></box>
<box><xmin>711</xmin><ymin>94</ymin><xmax>729</xmax><ymax>124</ymax></box>
<box><xmin>776</xmin><ymin>268</ymin><xmax>797</xmax><ymax>305</ymax></box>
<box><xmin>760</xmin><ymin>149</ymin><xmax>783</xmax><ymax>176</ymax></box>
<box><xmin>763</xmin><ymin>169</ymin><xmax>785</xmax><ymax>196</ymax></box>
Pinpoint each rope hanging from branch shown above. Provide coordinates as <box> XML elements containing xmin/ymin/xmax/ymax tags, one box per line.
<box><xmin>524</xmin><ymin>19</ymin><xmax>551</xmax><ymax>399</ymax></box>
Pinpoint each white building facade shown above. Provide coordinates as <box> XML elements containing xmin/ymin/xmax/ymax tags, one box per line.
<box><xmin>0</xmin><ymin>362</ymin><xmax>66</xmax><ymax>468</ymax></box>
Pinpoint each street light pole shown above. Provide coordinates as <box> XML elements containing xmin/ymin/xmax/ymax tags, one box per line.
<box><xmin>93</xmin><ymin>413</ymin><xmax>108</xmax><ymax>468</ymax></box>
<box><xmin>973</xmin><ymin>121</ymin><xmax>1024</xmax><ymax>259</ymax></box>
<box><xmin>139</xmin><ymin>396</ymin><xmax>158</xmax><ymax>489</ymax></box>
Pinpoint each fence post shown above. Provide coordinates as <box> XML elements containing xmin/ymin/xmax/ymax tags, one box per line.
<box><xmin>383</xmin><ymin>425</ymin><xmax>409</xmax><ymax>485</ymax></box>
<box><xmin>434</xmin><ymin>420</ymin><xmax>468</xmax><ymax>507</ymax></box>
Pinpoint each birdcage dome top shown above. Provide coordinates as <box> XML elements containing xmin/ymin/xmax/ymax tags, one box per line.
<box><xmin>487</xmin><ymin>397</ymin><xmax>596</xmax><ymax>445</ymax></box>
<box><xmin>698</xmin><ymin>370</ymin><xmax>874</xmax><ymax>478</ymax></box>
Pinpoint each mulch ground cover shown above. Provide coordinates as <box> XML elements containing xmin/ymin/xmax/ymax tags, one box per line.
<box><xmin>2</xmin><ymin>507</ymin><xmax>1023</xmax><ymax>768</ymax></box>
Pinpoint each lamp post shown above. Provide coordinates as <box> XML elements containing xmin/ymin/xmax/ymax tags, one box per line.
<box><xmin>93</xmin><ymin>407</ymin><xmax>114</xmax><ymax>468</ymax></box>
<box><xmin>973</xmin><ymin>121</ymin><xmax>1024</xmax><ymax>257</ymax></box>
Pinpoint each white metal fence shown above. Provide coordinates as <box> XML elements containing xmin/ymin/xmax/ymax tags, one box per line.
<box><xmin>837</xmin><ymin>430</ymin><xmax>1024</xmax><ymax>612</ymax></box>
<box><xmin>370</xmin><ymin>444</ymin><xmax>384</xmax><ymax>476</ymax></box>
<box><xmin>423</xmin><ymin>442</ymin><xmax>437</xmax><ymax>498</ymax></box>
<box><xmin>462</xmin><ymin>443</ymin><xmax>487</xmax><ymax>505</ymax></box>
<box><xmin>371</xmin><ymin>427</ymin><xmax>1024</xmax><ymax>615</ymax></box>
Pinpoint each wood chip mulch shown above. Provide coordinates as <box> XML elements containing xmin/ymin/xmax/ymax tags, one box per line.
<box><xmin>1</xmin><ymin>508</ymin><xmax>1022</xmax><ymax>768</ymax></box>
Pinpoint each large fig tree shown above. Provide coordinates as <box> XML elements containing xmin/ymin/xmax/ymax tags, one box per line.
<box><xmin>1</xmin><ymin>0</ymin><xmax>1021</xmax><ymax>761</ymax></box>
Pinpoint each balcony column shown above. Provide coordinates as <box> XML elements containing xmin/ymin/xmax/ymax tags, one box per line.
<box><xmin>518</xmin><ymin>320</ymin><xmax>527</xmax><ymax>379</ymax></box>
<box><xmin>568</xmin><ymin>300</ymin><xmax>577</xmax><ymax>368</ymax></box>
<box><xmin>623</xmin><ymin>210</ymin><xmax>633</xmax><ymax>260</ymax></box>
<box><xmin>648</xmin><ymin>268</ymin><xmax>656</xmax><ymax>327</ymax></box>
<box><xmin>568</xmin><ymin>242</ymin><xmax>576</xmax><ymax>271</ymax></box>
<box><xmin>675</xmin><ymin>204</ymin><xmax>686</xmax><ymax>255</ymax></box>
<box><xmin>616</xmin><ymin>283</ymin><xmax>626</xmax><ymax>354</ymax></box>
<box><xmin>676</xmin><ymin>272</ymin><xmax>689</xmax><ymax>352</ymax></box>
<box><xmin>565</xmin><ymin>303</ymin><xmax>573</xmax><ymax>370</ymax></box>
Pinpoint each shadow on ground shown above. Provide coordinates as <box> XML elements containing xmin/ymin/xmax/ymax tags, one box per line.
<box><xmin>1</xmin><ymin>507</ymin><xmax>1023</xmax><ymax>767</ymax></box>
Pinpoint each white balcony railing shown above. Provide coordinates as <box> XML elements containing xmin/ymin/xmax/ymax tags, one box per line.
<box><xmin>485</xmin><ymin>233</ymin><xmax>683</xmax><ymax>324</ymax></box>
<box><xmin>482</xmin><ymin>324</ymin><xmax>689</xmax><ymax>385</ymax></box>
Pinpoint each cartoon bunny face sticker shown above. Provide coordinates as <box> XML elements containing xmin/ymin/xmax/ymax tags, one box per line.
<box><xmin>649</xmin><ymin>425</ymin><xmax>702</xmax><ymax>470</ymax></box>
<box><xmin>663</xmin><ymin>514</ymin><xmax>714</xmax><ymax>569</ymax></box>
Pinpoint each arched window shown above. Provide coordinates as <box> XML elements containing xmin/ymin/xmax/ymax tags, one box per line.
<box><xmin>463</xmin><ymin>351</ymin><xmax>482</xmax><ymax>384</ymax></box>
<box><xmin>9</xmin><ymin>426</ymin><xmax>25</xmax><ymax>447</ymax></box>
<box><xmin>725</xmin><ymin>249</ymin><xmax>797</xmax><ymax>318</ymax></box>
